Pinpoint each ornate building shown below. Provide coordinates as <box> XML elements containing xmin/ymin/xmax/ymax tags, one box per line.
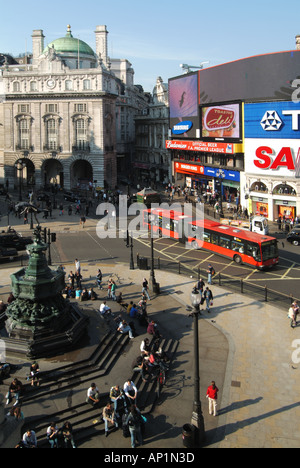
<box><xmin>0</xmin><ymin>25</ymin><xmax>148</xmax><ymax>191</ymax></box>
<box><xmin>134</xmin><ymin>77</ymin><xmax>170</xmax><ymax>186</ymax></box>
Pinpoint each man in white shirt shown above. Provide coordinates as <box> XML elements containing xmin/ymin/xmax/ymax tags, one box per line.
<box><xmin>100</xmin><ymin>301</ymin><xmax>112</xmax><ymax>316</ymax></box>
<box><xmin>123</xmin><ymin>380</ymin><xmax>138</xmax><ymax>404</ymax></box>
<box><xmin>86</xmin><ymin>383</ymin><xmax>100</xmax><ymax>406</ymax></box>
<box><xmin>22</xmin><ymin>429</ymin><xmax>37</xmax><ymax>448</ymax></box>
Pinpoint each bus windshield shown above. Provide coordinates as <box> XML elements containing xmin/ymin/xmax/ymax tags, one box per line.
<box><xmin>261</xmin><ymin>240</ymin><xmax>278</xmax><ymax>262</ymax></box>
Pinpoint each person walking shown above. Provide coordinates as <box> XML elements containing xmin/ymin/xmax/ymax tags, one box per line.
<box><xmin>142</xmin><ymin>278</ymin><xmax>150</xmax><ymax>301</ymax></box>
<box><xmin>206</xmin><ymin>381</ymin><xmax>219</xmax><ymax>416</ymax></box>
<box><xmin>125</xmin><ymin>405</ymin><xmax>144</xmax><ymax>448</ymax></box>
<box><xmin>75</xmin><ymin>258</ymin><xmax>81</xmax><ymax>275</ymax></box>
<box><xmin>203</xmin><ymin>287</ymin><xmax>214</xmax><ymax>312</ymax></box>
<box><xmin>288</xmin><ymin>306</ymin><xmax>297</xmax><ymax>329</ymax></box>
<box><xmin>207</xmin><ymin>264</ymin><xmax>215</xmax><ymax>285</ymax></box>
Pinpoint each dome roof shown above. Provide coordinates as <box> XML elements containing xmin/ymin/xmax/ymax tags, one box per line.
<box><xmin>43</xmin><ymin>25</ymin><xmax>95</xmax><ymax>56</ymax></box>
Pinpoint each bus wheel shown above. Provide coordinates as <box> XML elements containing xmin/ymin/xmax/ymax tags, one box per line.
<box><xmin>234</xmin><ymin>255</ymin><xmax>242</xmax><ymax>264</ymax></box>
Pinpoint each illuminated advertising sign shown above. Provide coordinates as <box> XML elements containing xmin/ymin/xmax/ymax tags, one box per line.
<box><xmin>166</xmin><ymin>140</ymin><xmax>235</xmax><ymax>154</ymax></box>
<box><xmin>245</xmin><ymin>139</ymin><xmax>300</xmax><ymax>177</ymax></box>
<box><xmin>174</xmin><ymin>161</ymin><xmax>240</xmax><ymax>181</ymax></box>
<box><xmin>169</xmin><ymin>74</ymin><xmax>199</xmax><ymax>139</ymax></box>
<box><xmin>245</xmin><ymin>102</ymin><xmax>300</xmax><ymax>139</ymax></box>
<box><xmin>200</xmin><ymin>102</ymin><xmax>243</xmax><ymax>143</ymax></box>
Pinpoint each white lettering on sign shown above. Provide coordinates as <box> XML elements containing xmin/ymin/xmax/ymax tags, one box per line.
<box><xmin>282</xmin><ymin>110</ymin><xmax>300</xmax><ymax>130</ymax></box>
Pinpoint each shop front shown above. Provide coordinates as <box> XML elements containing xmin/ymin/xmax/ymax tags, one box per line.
<box><xmin>242</xmin><ymin>101</ymin><xmax>300</xmax><ymax>221</ymax></box>
<box><xmin>173</xmin><ymin>160</ymin><xmax>241</xmax><ymax>198</ymax></box>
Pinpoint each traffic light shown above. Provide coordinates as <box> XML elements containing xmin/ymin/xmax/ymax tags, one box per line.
<box><xmin>43</xmin><ymin>228</ymin><xmax>47</xmax><ymax>243</ymax></box>
<box><xmin>51</xmin><ymin>232</ymin><xmax>56</xmax><ymax>243</ymax></box>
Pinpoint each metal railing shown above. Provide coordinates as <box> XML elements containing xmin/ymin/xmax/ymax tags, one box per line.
<box><xmin>137</xmin><ymin>253</ymin><xmax>298</xmax><ymax>312</ymax></box>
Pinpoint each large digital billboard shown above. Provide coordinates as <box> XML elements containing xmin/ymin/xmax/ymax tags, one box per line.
<box><xmin>200</xmin><ymin>102</ymin><xmax>243</xmax><ymax>143</ymax></box>
<box><xmin>169</xmin><ymin>73</ymin><xmax>199</xmax><ymax>139</ymax></box>
<box><xmin>245</xmin><ymin>102</ymin><xmax>300</xmax><ymax>139</ymax></box>
<box><xmin>198</xmin><ymin>50</ymin><xmax>300</xmax><ymax>104</ymax></box>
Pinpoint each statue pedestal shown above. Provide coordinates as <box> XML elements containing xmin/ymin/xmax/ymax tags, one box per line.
<box><xmin>3</xmin><ymin>226</ymin><xmax>88</xmax><ymax>359</ymax></box>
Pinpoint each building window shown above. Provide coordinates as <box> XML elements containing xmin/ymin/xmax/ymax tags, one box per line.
<box><xmin>65</xmin><ymin>80</ymin><xmax>73</xmax><ymax>91</ymax></box>
<box><xmin>46</xmin><ymin>104</ymin><xmax>58</xmax><ymax>113</ymax></box>
<box><xmin>13</xmin><ymin>81</ymin><xmax>20</xmax><ymax>92</ymax></box>
<box><xmin>83</xmin><ymin>79</ymin><xmax>91</xmax><ymax>90</ymax></box>
<box><xmin>75</xmin><ymin>119</ymin><xmax>88</xmax><ymax>149</ymax></box>
<box><xmin>18</xmin><ymin>104</ymin><xmax>30</xmax><ymax>113</ymax></box>
<box><xmin>74</xmin><ymin>103</ymin><xmax>87</xmax><ymax>113</ymax></box>
<box><xmin>46</xmin><ymin>119</ymin><xmax>58</xmax><ymax>150</ymax></box>
<box><xmin>19</xmin><ymin>119</ymin><xmax>30</xmax><ymax>149</ymax></box>
<box><xmin>30</xmin><ymin>81</ymin><xmax>37</xmax><ymax>91</ymax></box>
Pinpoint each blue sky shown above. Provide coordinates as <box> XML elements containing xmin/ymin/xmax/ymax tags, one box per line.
<box><xmin>1</xmin><ymin>0</ymin><xmax>300</xmax><ymax>92</ymax></box>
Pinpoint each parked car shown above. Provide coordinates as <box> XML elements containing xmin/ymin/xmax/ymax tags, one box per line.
<box><xmin>0</xmin><ymin>246</ymin><xmax>18</xmax><ymax>261</ymax></box>
<box><xmin>0</xmin><ymin>231</ymin><xmax>33</xmax><ymax>251</ymax></box>
<box><xmin>287</xmin><ymin>229</ymin><xmax>300</xmax><ymax>246</ymax></box>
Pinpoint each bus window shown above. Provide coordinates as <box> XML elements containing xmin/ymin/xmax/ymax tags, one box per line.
<box><xmin>219</xmin><ymin>237</ymin><xmax>231</xmax><ymax>249</ymax></box>
<box><xmin>211</xmin><ymin>234</ymin><xmax>219</xmax><ymax>245</ymax></box>
<box><xmin>231</xmin><ymin>240</ymin><xmax>245</xmax><ymax>253</ymax></box>
<box><xmin>261</xmin><ymin>240</ymin><xmax>278</xmax><ymax>262</ymax></box>
<box><xmin>246</xmin><ymin>242</ymin><xmax>261</xmax><ymax>262</ymax></box>
<box><xmin>203</xmin><ymin>231</ymin><xmax>211</xmax><ymax>243</ymax></box>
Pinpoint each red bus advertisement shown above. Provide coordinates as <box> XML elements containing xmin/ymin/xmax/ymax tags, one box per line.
<box><xmin>188</xmin><ymin>220</ymin><xmax>278</xmax><ymax>270</ymax></box>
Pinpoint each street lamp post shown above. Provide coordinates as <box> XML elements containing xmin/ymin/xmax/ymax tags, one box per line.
<box><xmin>216</xmin><ymin>169</ymin><xmax>226</xmax><ymax>218</ymax></box>
<box><xmin>190</xmin><ymin>287</ymin><xmax>205</xmax><ymax>446</ymax></box>
<box><xmin>15</xmin><ymin>159</ymin><xmax>25</xmax><ymax>202</ymax></box>
<box><xmin>149</xmin><ymin>225</ymin><xmax>160</xmax><ymax>295</ymax></box>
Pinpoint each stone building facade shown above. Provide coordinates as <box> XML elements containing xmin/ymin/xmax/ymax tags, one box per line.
<box><xmin>134</xmin><ymin>77</ymin><xmax>171</xmax><ymax>186</ymax></box>
<box><xmin>0</xmin><ymin>25</ymin><xmax>148</xmax><ymax>192</ymax></box>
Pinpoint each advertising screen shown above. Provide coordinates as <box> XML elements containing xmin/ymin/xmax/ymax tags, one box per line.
<box><xmin>169</xmin><ymin>73</ymin><xmax>199</xmax><ymax>139</ymax></box>
<box><xmin>199</xmin><ymin>50</ymin><xmax>300</xmax><ymax>104</ymax></box>
<box><xmin>245</xmin><ymin>102</ymin><xmax>300</xmax><ymax>139</ymax></box>
<box><xmin>200</xmin><ymin>102</ymin><xmax>243</xmax><ymax>143</ymax></box>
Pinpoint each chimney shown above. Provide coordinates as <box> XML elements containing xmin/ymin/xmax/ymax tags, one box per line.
<box><xmin>32</xmin><ymin>30</ymin><xmax>45</xmax><ymax>63</ymax></box>
<box><xmin>296</xmin><ymin>34</ymin><xmax>300</xmax><ymax>50</ymax></box>
<box><xmin>95</xmin><ymin>25</ymin><xmax>108</xmax><ymax>65</ymax></box>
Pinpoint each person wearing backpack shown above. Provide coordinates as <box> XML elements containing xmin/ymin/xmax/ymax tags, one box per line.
<box><xmin>125</xmin><ymin>405</ymin><xmax>144</xmax><ymax>448</ymax></box>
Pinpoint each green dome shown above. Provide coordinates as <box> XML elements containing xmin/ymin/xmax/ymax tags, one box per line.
<box><xmin>43</xmin><ymin>25</ymin><xmax>95</xmax><ymax>56</ymax></box>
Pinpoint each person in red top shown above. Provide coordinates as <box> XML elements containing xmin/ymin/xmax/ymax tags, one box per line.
<box><xmin>206</xmin><ymin>381</ymin><xmax>219</xmax><ymax>416</ymax></box>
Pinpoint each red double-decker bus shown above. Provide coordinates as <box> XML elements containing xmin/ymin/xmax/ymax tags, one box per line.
<box><xmin>188</xmin><ymin>219</ymin><xmax>279</xmax><ymax>269</ymax></box>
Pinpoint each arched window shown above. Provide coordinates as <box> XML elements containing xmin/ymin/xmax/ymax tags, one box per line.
<box><xmin>30</xmin><ymin>81</ymin><xmax>37</xmax><ymax>91</ymax></box>
<box><xmin>250</xmin><ymin>181</ymin><xmax>268</xmax><ymax>193</ymax></box>
<box><xmin>13</xmin><ymin>81</ymin><xmax>20</xmax><ymax>92</ymax></box>
<box><xmin>273</xmin><ymin>184</ymin><xmax>297</xmax><ymax>196</ymax></box>
<box><xmin>83</xmin><ymin>79</ymin><xmax>91</xmax><ymax>90</ymax></box>
<box><xmin>65</xmin><ymin>80</ymin><xmax>73</xmax><ymax>91</ymax></box>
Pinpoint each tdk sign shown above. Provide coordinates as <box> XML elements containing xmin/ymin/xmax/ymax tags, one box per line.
<box><xmin>172</xmin><ymin>121</ymin><xmax>193</xmax><ymax>135</ymax></box>
<box><xmin>245</xmin><ymin>102</ymin><xmax>300</xmax><ymax>139</ymax></box>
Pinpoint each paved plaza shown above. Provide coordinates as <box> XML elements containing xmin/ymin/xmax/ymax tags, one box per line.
<box><xmin>0</xmin><ymin>214</ymin><xmax>299</xmax><ymax>448</ymax></box>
